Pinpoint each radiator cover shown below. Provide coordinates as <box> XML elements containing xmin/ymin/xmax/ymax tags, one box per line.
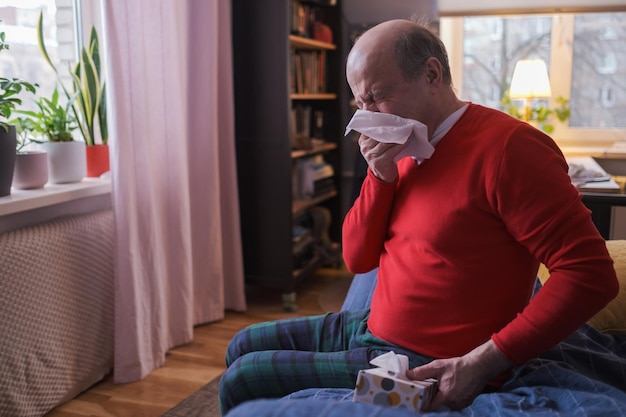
<box><xmin>0</xmin><ymin>209</ymin><xmax>114</xmax><ymax>417</ymax></box>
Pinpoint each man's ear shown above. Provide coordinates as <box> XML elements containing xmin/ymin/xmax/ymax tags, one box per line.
<box><xmin>425</xmin><ymin>57</ymin><xmax>442</xmax><ymax>84</ymax></box>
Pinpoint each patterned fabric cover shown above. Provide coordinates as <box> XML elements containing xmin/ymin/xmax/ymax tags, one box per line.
<box><xmin>0</xmin><ymin>210</ymin><xmax>115</xmax><ymax>417</ymax></box>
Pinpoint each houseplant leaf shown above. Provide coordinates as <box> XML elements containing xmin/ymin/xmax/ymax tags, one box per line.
<box><xmin>36</xmin><ymin>11</ymin><xmax>107</xmax><ymax>146</ymax></box>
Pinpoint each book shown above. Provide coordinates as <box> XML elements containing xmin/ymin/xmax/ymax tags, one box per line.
<box><xmin>567</xmin><ymin>156</ymin><xmax>621</xmax><ymax>193</ymax></box>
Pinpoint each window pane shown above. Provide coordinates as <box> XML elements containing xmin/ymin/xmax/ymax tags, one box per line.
<box><xmin>571</xmin><ymin>13</ymin><xmax>626</xmax><ymax>128</ymax></box>
<box><xmin>0</xmin><ymin>0</ymin><xmax>74</xmax><ymax>112</ymax></box>
<box><xmin>462</xmin><ymin>16</ymin><xmax>552</xmax><ymax>110</ymax></box>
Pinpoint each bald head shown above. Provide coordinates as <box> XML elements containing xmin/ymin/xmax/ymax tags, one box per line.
<box><xmin>355</xmin><ymin>19</ymin><xmax>418</xmax><ymax>48</ymax></box>
<box><xmin>348</xmin><ymin>19</ymin><xmax>452</xmax><ymax>85</ymax></box>
<box><xmin>353</xmin><ymin>19</ymin><xmax>414</xmax><ymax>51</ymax></box>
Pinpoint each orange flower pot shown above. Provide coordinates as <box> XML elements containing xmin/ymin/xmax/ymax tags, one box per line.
<box><xmin>86</xmin><ymin>144</ymin><xmax>110</xmax><ymax>177</ymax></box>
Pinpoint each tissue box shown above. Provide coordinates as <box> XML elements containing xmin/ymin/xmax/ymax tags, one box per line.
<box><xmin>353</xmin><ymin>367</ymin><xmax>437</xmax><ymax>411</ymax></box>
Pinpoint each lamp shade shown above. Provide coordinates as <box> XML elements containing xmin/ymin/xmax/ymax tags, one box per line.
<box><xmin>509</xmin><ymin>59</ymin><xmax>552</xmax><ymax>99</ymax></box>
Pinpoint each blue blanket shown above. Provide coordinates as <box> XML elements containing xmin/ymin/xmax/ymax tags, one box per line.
<box><xmin>226</xmin><ymin>325</ymin><xmax>626</xmax><ymax>417</ymax></box>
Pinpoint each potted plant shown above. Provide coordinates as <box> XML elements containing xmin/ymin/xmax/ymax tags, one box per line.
<box><xmin>37</xmin><ymin>12</ymin><xmax>109</xmax><ymax>177</ymax></box>
<box><xmin>0</xmin><ymin>30</ymin><xmax>38</xmax><ymax>196</ymax></box>
<box><xmin>19</xmin><ymin>88</ymin><xmax>85</xmax><ymax>183</ymax></box>
<box><xmin>502</xmin><ymin>94</ymin><xmax>571</xmax><ymax>134</ymax></box>
<box><xmin>9</xmin><ymin>116</ymin><xmax>48</xmax><ymax>189</ymax></box>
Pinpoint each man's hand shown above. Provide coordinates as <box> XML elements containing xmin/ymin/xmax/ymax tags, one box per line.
<box><xmin>358</xmin><ymin>134</ymin><xmax>408</xmax><ymax>183</ymax></box>
<box><xmin>405</xmin><ymin>340</ymin><xmax>512</xmax><ymax>411</ymax></box>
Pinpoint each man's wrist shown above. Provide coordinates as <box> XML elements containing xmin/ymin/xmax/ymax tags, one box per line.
<box><xmin>368</xmin><ymin>167</ymin><xmax>398</xmax><ymax>184</ymax></box>
<box><xmin>466</xmin><ymin>339</ymin><xmax>513</xmax><ymax>381</ymax></box>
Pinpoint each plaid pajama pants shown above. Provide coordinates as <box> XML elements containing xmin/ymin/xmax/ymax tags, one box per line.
<box><xmin>218</xmin><ymin>309</ymin><xmax>433</xmax><ymax>414</ymax></box>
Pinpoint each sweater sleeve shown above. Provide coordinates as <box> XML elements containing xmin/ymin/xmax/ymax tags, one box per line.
<box><xmin>490</xmin><ymin>125</ymin><xmax>619</xmax><ymax>364</ymax></box>
<box><xmin>342</xmin><ymin>168</ymin><xmax>398</xmax><ymax>273</ymax></box>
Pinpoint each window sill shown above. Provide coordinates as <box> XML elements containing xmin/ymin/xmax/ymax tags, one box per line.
<box><xmin>560</xmin><ymin>146</ymin><xmax>626</xmax><ymax>159</ymax></box>
<box><xmin>0</xmin><ymin>178</ymin><xmax>111</xmax><ymax>216</ymax></box>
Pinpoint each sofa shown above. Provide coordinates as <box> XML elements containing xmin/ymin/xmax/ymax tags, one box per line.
<box><xmin>226</xmin><ymin>240</ymin><xmax>626</xmax><ymax>417</ymax></box>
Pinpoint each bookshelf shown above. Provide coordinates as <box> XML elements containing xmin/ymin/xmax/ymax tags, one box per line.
<box><xmin>232</xmin><ymin>0</ymin><xmax>343</xmax><ymax>310</ymax></box>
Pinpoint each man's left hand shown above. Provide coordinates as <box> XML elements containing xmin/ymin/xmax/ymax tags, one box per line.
<box><xmin>405</xmin><ymin>339</ymin><xmax>512</xmax><ymax>411</ymax></box>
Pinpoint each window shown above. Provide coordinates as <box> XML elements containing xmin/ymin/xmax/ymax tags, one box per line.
<box><xmin>571</xmin><ymin>13</ymin><xmax>625</xmax><ymax>129</ymax></box>
<box><xmin>441</xmin><ymin>12</ymin><xmax>626</xmax><ymax>145</ymax></box>
<box><xmin>460</xmin><ymin>15</ymin><xmax>552</xmax><ymax>111</ymax></box>
<box><xmin>0</xmin><ymin>0</ymin><xmax>74</xmax><ymax>112</ymax></box>
<box><xmin>0</xmin><ymin>0</ymin><xmax>108</xmax><ymax>214</ymax></box>
<box><xmin>0</xmin><ymin>0</ymin><xmax>102</xmax><ymax>115</ymax></box>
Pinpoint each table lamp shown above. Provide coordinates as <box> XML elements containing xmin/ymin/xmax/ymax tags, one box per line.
<box><xmin>509</xmin><ymin>59</ymin><xmax>552</xmax><ymax>122</ymax></box>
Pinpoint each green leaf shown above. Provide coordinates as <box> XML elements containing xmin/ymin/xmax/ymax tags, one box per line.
<box><xmin>15</xmin><ymin>87</ymin><xmax>78</xmax><ymax>142</ymax></box>
<box><xmin>36</xmin><ymin>11</ymin><xmax>107</xmax><ymax>146</ymax></box>
<box><xmin>37</xmin><ymin>12</ymin><xmax>58</xmax><ymax>74</ymax></box>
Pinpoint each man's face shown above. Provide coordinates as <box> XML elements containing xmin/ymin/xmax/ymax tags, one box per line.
<box><xmin>346</xmin><ymin>47</ymin><xmax>427</xmax><ymax>122</ymax></box>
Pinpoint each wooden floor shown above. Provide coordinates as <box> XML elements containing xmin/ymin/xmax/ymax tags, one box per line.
<box><xmin>45</xmin><ymin>267</ymin><xmax>353</xmax><ymax>417</ymax></box>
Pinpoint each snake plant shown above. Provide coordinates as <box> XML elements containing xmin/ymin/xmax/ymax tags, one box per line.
<box><xmin>36</xmin><ymin>12</ymin><xmax>107</xmax><ymax>146</ymax></box>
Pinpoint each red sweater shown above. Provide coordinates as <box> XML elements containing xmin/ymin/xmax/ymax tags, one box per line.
<box><xmin>342</xmin><ymin>104</ymin><xmax>618</xmax><ymax>365</ymax></box>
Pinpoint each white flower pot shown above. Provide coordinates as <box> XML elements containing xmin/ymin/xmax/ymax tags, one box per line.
<box><xmin>41</xmin><ymin>141</ymin><xmax>86</xmax><ymax>184</ymax></box>
<box><xmin>13</xmin><ymin>151</ymin><xmax>49</xmax><ymax>189</ymax></box>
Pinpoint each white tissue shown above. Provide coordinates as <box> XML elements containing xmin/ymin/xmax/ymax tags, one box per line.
<box><xmin>369</xmin><ymin>351</ymin><xmax>410</xmax><ymax>377</ymax></box>
<box><xmin>344</xmin><ymin>109</ymin><xmax>434</xmax><ymax>163</ymax></box>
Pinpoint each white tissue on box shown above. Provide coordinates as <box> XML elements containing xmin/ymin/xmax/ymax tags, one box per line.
<box><xmin>369</xmin><ymin>351</ymin><xmax>409</xmax><ymax>376</ymax></box>
<box><xmin>344</xmin><ymin>109</ymin><xmax>434</xmax><ymax>163</ymax></box>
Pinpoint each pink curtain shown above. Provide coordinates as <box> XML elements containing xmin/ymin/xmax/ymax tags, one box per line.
<box><xmin>102</xmin><ymin>0</ymin><xmax>246</xmax><ymax>383</ymax></box>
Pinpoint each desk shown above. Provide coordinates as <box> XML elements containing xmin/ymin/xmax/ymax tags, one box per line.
<box><xmin>581</xmin><ymin>191</ymin><xmax>626</xmax><ymax>239</ymax></box>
